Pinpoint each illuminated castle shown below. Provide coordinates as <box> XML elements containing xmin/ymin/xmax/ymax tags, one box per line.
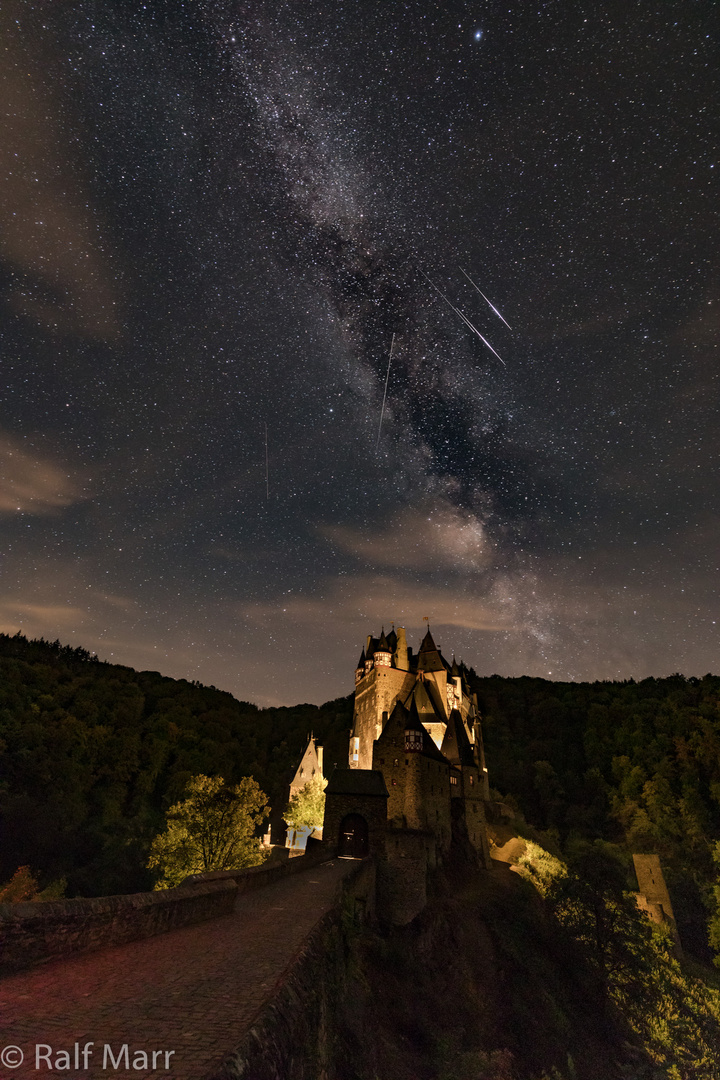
<box><xmin>350</xmin><ymin>625</ymin><xmax>489</xmax><ymax>788</ymax></box>
<box><xmin>323</xmin><ymin>626</ymin><xmax>492</xmax><ymax>915</ymax></box>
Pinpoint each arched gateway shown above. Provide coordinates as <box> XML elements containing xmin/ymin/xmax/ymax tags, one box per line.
<box><xmin>322</xmin><ymin>768</ymin><xmax>388</xmax><ymax>859</ymax></box>
<box><xmin>338</xmin><ymin>813</ymin><xmax>369</xmax><ymax>858</ymax></box>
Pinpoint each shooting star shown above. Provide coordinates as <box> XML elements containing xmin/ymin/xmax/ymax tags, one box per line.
<box><xmin>264</xmin><ymin>421</ymin><xmax>269</xmax><ymax>500</ymax></box>
<box><xmin>376</xmin><ymin>332</ymin><xmax>395</xmax><ymax>451</ymax></box>
<box><xmin>421</xmin><ymin>271</ymin><xmax>506</xmax><ymax>368</ymax></box>
<box><xmin>460</xmin><ymin>268</ymin><xmax>513</xmax><ymax>330</ymax></box>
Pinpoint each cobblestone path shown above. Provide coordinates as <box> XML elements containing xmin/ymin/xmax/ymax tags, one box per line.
<box><xmin>0</xmin><ymin>859</ymin><xmax>356</xmax><ymax>1080</ymax></box>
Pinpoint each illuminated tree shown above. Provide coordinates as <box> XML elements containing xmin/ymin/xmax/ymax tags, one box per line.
<box><xmin>0</xmin><ymin>866</ymin><xmax>66</xmax><ymax>902</ymax></box>
<box><xmin>709</xmin><ymin>842</ymin><xmax>720</xmax><ymax>967</ymax></box>
<box><xmin>147</xmin><ymin>774</ymin><xmax>269</xmax><ymax>889</ymax></box>
<box><xmin>284</xmin><ymin>774</ymin><xmax>327</xmax><ymax>831</ymax></box>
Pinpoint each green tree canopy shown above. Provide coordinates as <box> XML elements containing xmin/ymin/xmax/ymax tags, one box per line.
<box><xmin>284</xmin><ymin>774</ymin><xmax>327</xmax><ymax>830</ymax></box>
<box><xmin>147</xmin><ymin>774</ymin><xmax>269</xmax><ymax>888</ymax></box>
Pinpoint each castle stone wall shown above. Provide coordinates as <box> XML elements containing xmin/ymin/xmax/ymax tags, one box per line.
<box><xmin>323</xmin><ymin>791</ymin><xmax>387</xmax><ymax>855</ymax></box>
<box><xmin>352</xmin><ymin>666</ymin><xmax>414</xmax><ymax>768</ymax></box>
<box><xmin>377</xmin><ymin>830</ymin><xmax>429</xmax><ymax>927</ymax></box>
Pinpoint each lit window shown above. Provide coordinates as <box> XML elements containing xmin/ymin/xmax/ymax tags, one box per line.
<box><xmin>405</xmin><ymin>729</ymin><xmax>422</xmax><ymax>752</ymax></box>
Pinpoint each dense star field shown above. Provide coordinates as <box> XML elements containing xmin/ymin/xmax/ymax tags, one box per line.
<box><xmin>1</xmin><ymin>1</ymin><xmax>718</xmax><ymax>705</ymax></box>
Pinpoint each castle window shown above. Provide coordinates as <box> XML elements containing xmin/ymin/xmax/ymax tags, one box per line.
<box><xmin>450</xmin><ymin>776</ymin><xmax>458</xmax><ymax>786</ymax></box>
<box><xmin>392</xmin><ymin>779</ymin><xmax>397</xmax><ymax>786</ymax></box>
<box><xmin>394</xmin><ymin>758</ymin><xmax>399</xmax><ymax>766</ymax></box>
<box><xmin>469</xmin><ymin>775</ymin><xmax>474</xmax><ymax>785</ymax></box>
<box><xmin>404</xmin><ymin>729</ymin><xmax>423</xmax><ymax>753</ymax></box>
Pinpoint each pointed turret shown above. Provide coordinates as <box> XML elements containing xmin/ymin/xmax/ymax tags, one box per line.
<box><xmin>419</xmin><ymin>627</ymin><xmax>438</xmax><ymax>653</ymax></box>
<box><xmin>417</xmin><ymin>626</ymin><xmax>444</xmax><ymax>673</ymax></box>
<box><xmin>355</xmin><ymin>648</ymin><xmax>366</xmax><ymax>685</ymax></box>
<box><xmin>374</xmin><ymin>627</ymin><xmax>392</xmax><ymax>668</ymax></box>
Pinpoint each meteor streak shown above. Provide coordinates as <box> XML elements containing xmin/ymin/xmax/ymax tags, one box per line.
<box><xmin>460</xmin><ymin>268</ymin><xmax>513</xmax><ymax>330</ymax></box>
<box><xmin>421</xmin><ymin>271</ymin><xmax>506</xmax><ymax>368</ymax></box>
<box><xmin>375</xmin><ymin>332</ymin><xmax>395</xmax><ymax>451</ymax></box>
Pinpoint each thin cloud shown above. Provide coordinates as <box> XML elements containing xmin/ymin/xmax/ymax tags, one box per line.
<box><xmin>242</xmin><ymin>573</ymin><xmax>513</xmax><ymax>634</ymax></box>
<box><xmin>322</xmin><ymin>504</ymin><xmax>492</xmax><ymax>572</ymax></box>
<box><xmin>0</xmin><ymin>435</ymin><xmax>88</xmax><ymax>514</ymax></box>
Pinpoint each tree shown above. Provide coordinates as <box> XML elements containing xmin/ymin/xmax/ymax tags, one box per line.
<box><xmin>0</xmin><ymin>865</ymin><xmax>66</xmax><ymax>902</ymax></box>
<box><xmin>284</xmin><ymin>774</ymin><xmax>327</xmax><ymax>830</ymax></box>
<box><xmin>147</xmin><ymin>774</ymin><xmax>269</xmax><ymax>889</ymax></box>
<box><xmin>709</xmin><ymin>841</ymin><xmax>720</xmax><ymax>967</ymax></box>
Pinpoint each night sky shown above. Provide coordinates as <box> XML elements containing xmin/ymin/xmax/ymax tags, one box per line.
<box><xmin>2</xmin><ymin>1</ymin><xmax>718</xmax><ymax>706</ymax></box>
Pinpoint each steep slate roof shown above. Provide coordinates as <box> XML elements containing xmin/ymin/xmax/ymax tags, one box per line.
<box><xmin>407</xmin><ymin>678</ymin><xmax>447</xmax><ymax>725</ymax></box>
<box><xmin>325</xmin><ymin>769</ymin><xmax>389</xmax><ymax>797</ymax></box>
<box><xmin>416</xmin><ymin>627</ymin><xmax>444</xmax><ymax>672</ymax></box>
<box><xmin>376</xmin><ymin>629</ymin><xmax>391</xmax><ymax>652</ymax></box>
<box><xmin>356</xmin><ymin>648</ymin><xmax>366</xmax><ymax>668</ymax></box>
<box><xmin>376</xmin><ymin>699</ymin><xmax>410</xmax><ymax>745</ymax></box>
<box><xmin>407</xmin><ymin>699</ymin><xmax>451</xmax><ymax>765</ymax></box>
<box><xmin>440</xmin><ymin>709</ymin><xmax>476</xmax><ymax>768</ymax></box>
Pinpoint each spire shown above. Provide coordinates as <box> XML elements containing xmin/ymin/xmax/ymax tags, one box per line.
<box><xmin>377</xmin><ymin>627</ymin><xmax>391</xmax><ymax>652</ymax></box>
<box><xmin>416</xmin><ymin>627</ymin><xmax>444</xmax><ymax>672</ymax></box>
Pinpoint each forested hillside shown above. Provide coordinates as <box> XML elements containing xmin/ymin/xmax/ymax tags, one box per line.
<box><xmin>2</xmin><ymin>630</ymin><xmax>720</xmax><ymax>966</ymax></box>
<box><xmin>0</xmin><ymin>633</ymin><xmax>352</xmax><ymax>897</ymax></box>
<box><xmin>474</xmin><ymin>673</ymin><xmax>720</xmax><ymax>960</ymax></box>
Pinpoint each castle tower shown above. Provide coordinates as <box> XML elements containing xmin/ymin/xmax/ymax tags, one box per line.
<box><xmin>351</xmin><ymin>628</ymin><xmax>416</xmax><ymax>769</ymax></box>
<box><xmin>371</xmin><ymin>699</ymin><xmax>451</xmax><ymax>854</ymax></box>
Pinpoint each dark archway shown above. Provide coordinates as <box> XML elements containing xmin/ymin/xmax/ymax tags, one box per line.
<box><xmin>338</xmin><ymin>813</ymin><xmax>369</xmax><ymax>858</ymax></box>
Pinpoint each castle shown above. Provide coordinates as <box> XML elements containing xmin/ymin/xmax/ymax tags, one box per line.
<box><xmin>322</xmin><ymin>626</ymin><xmax>492</xmax><ymax>919</ymax></box>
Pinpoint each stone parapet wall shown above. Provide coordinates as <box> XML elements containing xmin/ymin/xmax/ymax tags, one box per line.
<box><xmin>0</xmin><ymin>843</ymin><xmax>334</xmax><ymax>976</ymax></box>
<box><xmin>0</xmin><ymin>878</ymin><xmax>237</xmax><ymax>976</ymax></box>
<box><xmin>182</xmin><ymin>840</ymin><xmax>332</xmax><ymax>892</ymax></box>
<box><xmin>209</xmin><ymin>858</ymin><xmax>376</xmax><ymax>1080</ymax></box>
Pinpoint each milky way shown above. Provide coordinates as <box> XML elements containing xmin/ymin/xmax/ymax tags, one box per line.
<box><xmin>1</xmin><ymin>1</ymin><xmax>718</xmax><ymax>704</ymax></box>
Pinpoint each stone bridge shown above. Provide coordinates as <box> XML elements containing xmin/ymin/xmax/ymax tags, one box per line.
<box><xmin>0</xmin><ymin>854</ymin><xmax>372</xmax><ymax>1079</ymax></box>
